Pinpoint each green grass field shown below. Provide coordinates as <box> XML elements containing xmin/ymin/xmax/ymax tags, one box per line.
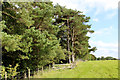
<box><xmin>32</xmin><ymin>60</ymin><xmax>118</xmax><ymax>78</ymax></box>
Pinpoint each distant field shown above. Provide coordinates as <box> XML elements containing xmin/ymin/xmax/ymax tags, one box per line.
<box><xmin>32</xmin><ymin>60</ymin><xmax>118</xmax><ymax>78</ymax></box>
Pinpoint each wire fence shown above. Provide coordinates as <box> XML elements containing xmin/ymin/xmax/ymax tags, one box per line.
<box><xmin>1</xmin><ymin>64</ymin><xmax>53</xmax><ymax>80</ymax></box>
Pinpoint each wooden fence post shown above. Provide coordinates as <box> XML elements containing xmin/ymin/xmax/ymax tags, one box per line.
<box><xmin>52</xmin><ymin>62</ymin><xmax>54</xmax><ymax>67</ymax></box>
<box><xmin>5</xmin><ymin>72</ymin><xmax>7</xmax><ymax>80</ymax></box>
<box><xmin>12</xmin><ymin>76</ymin><xmax>14</xmax><ymax>80</ymax></box>
<box><xmin>28</xmin><ymin>69</ymin><xmax>30</xmax><ymax>80</ymax></box>
<box><xmin>49</xmin><ymin>64</ymin><xmax>50</xmax><ymax>71</ymax></box>
<box><xmin>24</xmin><ymin>72</ymin><xmax>27</xmax><ymax>78</ymax></box>
<box><xmin>38</xmin><ymin>68</ymin><xmax>40</xmax><ymax>74</ymax></box>
<box><xmin>41</xmin><ymin>66</ymin><xmax>43</xmax><ymax>74</ymax></box>
<box><xmin>37</xmin><ymin>68</ymin><xmax>39</xmax><ymax>72</ymax></box>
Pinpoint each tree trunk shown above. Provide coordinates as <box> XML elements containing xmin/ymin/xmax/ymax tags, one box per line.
<box><xmin>72</xmin><ymin>28</ymin><xmax>75</xmax><ymax>63</ymax></box>
<box><xmin>68</xmin><ymin>54</ymin><xmax>71</xmax><ymax>64</ymax></box>
<box><xmin>24</xmin><ymin>72</ymin><xmax>27</xmax><ymax>79</ymax></box>
<box><xmin>72</xmin><ymin>55</ymin><xmax>75</xmax><ymax>62</ymax></box>
<box><xmin>28</xmin><ymin>69</ymin><xmax>30</xmax><ymax>80</ymax></box>
<box><xmin>5</xmin><ymin>72</ymin><xmax>7</xmax><ymax>80</ymax></box>
<box><xmin>67</xmin><ymin>18</ymin><xmax>71</xmax><ymax>64</ymax></box>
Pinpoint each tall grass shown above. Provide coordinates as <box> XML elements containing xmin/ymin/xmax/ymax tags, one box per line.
<box><xmin>32</xmin><ymin>60</ymin><xmax>118</xmax><ymax>78</ymax></box>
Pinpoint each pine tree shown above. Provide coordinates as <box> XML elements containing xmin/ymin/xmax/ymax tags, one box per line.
<box><xmin>1</xmin><ymin>2</ymin><xmax>97</xmax><ymax>79</ymax></box>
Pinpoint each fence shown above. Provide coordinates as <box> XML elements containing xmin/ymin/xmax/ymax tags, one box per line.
<box><xmin>52</xmin><ymin>62</ymin><xmax>77</xmax><ymax>70</ymax></box>
<box><xmin>2</xmin><ymin>64</ymin><xmax>52</xmax><ymax>80</ymax></box>
<box><xmin>2</xmin><ymin>62</ymin><xmax>77</xmax><ymax>79</ymax></box>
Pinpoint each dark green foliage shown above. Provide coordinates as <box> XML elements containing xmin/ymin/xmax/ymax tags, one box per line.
<box><xmin>105</xmin><ymin>56</ymin><xmax>117</xmax><ymax>60</ymax></box>
<box><xmin>1</xmin><ymin>1</ymin><xmax>96</xmax><ymax>79</ymax></box>
<box><xmin>82</xmin><ymin>54</ymin><xmax>96</xmax><ymax>61</ymax></box>
<box><xmin>53</xmin><ymin>4</ymin><xmax>96</xmax><ymax>62</ymax></box>
<box><xmin>97</xmin><ymin>56</ymin><xmax>117</xmax><ymax>60</ymax></box>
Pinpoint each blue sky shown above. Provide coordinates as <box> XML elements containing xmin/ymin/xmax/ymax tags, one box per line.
<box><xmin>51</xmin><ymin>0</ymin><xmax>118</xmax><ymax>58</ymax></box>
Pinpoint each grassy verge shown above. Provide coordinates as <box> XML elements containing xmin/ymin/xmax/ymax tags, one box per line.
<box><xmin>32</xmin><ymin>60</ymin><xmax>118</xmax><ymax>78</ymax></box>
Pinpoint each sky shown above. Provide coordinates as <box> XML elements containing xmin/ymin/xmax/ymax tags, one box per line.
<box><xmin>51</xmin><ymin>0</ymin><xmax>119</xmax><ymax>58</ymax></box>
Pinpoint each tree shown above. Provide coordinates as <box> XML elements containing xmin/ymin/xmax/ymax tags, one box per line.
<box><xmin>82</xmin><ymin>54</ymin><xmax>96</xmax><ymax>61</ymax></box>
<box><xmin>1</xmin><ymin>1</ymin><xmax>97</xmax><ymax>79</ymax></box>
<box><xmin>97</xmin><ymin>57</ymin><xmax>101</xmax><ymax>60</ymax></box>
<box><xmin>105</xmin><ymin>56</ymin><xmax>117</xmax><ymax>60</ymax></box>
<box><xmin>53</xmin><ymin>4</ymin><xmax>96</xmax><ymax>63</ymax></box>
<box><xmin>101</xmin><ymin>56</ymin><xmax>105</xmax><ymax>60</ymax></box>
<box><xmin>54</xmin><ymin>4</ymin><xmax>76</xmax><ymax>63</ymax></box>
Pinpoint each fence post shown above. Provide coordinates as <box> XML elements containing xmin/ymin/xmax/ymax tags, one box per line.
<box><xmin>24</xmin><ymin>72</ymin><xmax>27</xmax><ymax>79</ymax></box>
<box><xmin>5</xmin><ymin>72</ymin><xmax>7</xmax><ymax>80</ymax></box>
<box><xmin>41</xmin><ymin>66</ymin><xmax>43</xmax><ymax>74</ymax></box>
<box><xmin>12</xmin><ymin>76</ymin><xmax>14</xmax><ymax>80</ymax></box>
<box><xmin>49</xmin><ymin>64</ymin><xmax>50</xmax><ymax>71</ymax></box>
<box><xmin>52</xmin><ymin>62</ymin><xmax>54</xmax><ymax>67</ymax></box>
<box><xmin>28</xmin><ymin>69</ymin><xmax>30</xmax><ymax>80</ymax></box>
<box><xmin>38</xmin><ymin>68</ymin><xmax>40</xmax><ymax>74</ymax></box>
<box><xmin>37</xmin><ymin>68</ymin><xmax>39</xmax><ymax>72</ymax></box>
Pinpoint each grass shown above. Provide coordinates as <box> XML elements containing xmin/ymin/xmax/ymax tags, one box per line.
<box><xmin>32</xmin><ymin>60</ymin><xmax>118</xmax><ymax>78</ymax></box>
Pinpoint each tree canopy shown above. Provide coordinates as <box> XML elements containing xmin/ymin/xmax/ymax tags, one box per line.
<box><xmin>1</xmin><ymin>1</ymin><xmax>96</xmax><ymax>79</ymax></box>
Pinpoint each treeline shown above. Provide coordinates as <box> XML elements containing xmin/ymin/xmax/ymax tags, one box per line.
<box><xmin>1</xmin><ymin>1</ymin><xmax>96</xmax><ymax>79</ymax></box>
<box><xmin>82</xmin><ymin>55</ymin><xmax>118</xmax><ymax>61</ymax></box>
<box><xmin>97</xmin><ymin>56</ymin><xmax>117</xmax><ymax>60</ymax></box>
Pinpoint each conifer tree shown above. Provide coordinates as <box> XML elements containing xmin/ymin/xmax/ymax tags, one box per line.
<box><xmin>1</xmin><ymin>1</ymin><xmax>97</xmax><ymax>79</ymax></box>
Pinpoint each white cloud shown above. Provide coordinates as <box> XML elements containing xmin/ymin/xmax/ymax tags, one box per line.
<box><xmin>90</xmin><ymin>40</ymin><xmax>118</xmax><ymax>48</ymax></box>
<box><xmin>94</xmin><ymin>9</ymin><xmax>101</xmax><ymax>16</ymax></box>
<box><xmin>51</xmin><ymin>0</ymin><xmax>118</xmax><ymax>58</ymax></box>
<box><xmin>51</xmin><ymin>0</ymin><xmax>119</xmax><ymax>15</ymax></box>
<box><xmin>89</xmin><ymin>40</ymin><xmax>118</xmax><ymax>58</ymax></box>
<box><xmin>51</xmin><ymin>0</ymin><xmax>78</xmax><ymax>10</ymax></box>
<box><xmin>107</xmin><ymin>11</ymin><xmax>117</xmax><ymax>19</ymax></box>
<box><xmin>87</xmin><ymin>26</ymin><xmax>113</xmax><ymax>37</ymax></box>
<box><xmin>94</xmin><ymin>26</ymin><xmax>113</xmax><ymax>35</ymax></box>
<box><xmin>78</xmin><ymin>0</ymin><xmax>119</xmax><ymax>11</ymax></box>
<box><xmin>93</xmin><ymin>18</ymin><xmax>98</xmax><ymax>22</ymax></box>
<box><xmin>87</xmin><ymin>32</ymin><xmax>91</xmax><ymax>37</ymax></box>
<box><xmin>86</xmin><ymin>25</ymin><xmax>118</xmax><ymax>58</ymax></box>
